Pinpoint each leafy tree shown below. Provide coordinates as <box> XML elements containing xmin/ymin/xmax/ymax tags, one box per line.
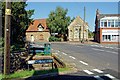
<box><xmin>88</xmin><ymin>30</ymin><xmax>94</xmax><ymax>38</ymax></box>
<box><xmin>47</xmin><ymin>6</ymin><xmax>70</xmax><ymax>41</ymax></box>
<box><xmin>1</xmin><ymin>2</ymin><xmax>34</xmax><ymax>46</ymax></box>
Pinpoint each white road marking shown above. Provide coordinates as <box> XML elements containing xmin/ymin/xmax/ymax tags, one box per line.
<box><xmin>93</xmin><ymin>69</ymin><xmax>103</xmax><ymax>73</ymax></box>
<box><xmin>83</xmin><ymin>70</ymin><xmax>94</xmax><ymax>75</ymax></box>
<box><xmin>79</xmin><ymin>61</ymin><xmax>88</xmax><ymax>65</ymax></box>
<box><xmin>91</xmin><ymin>45</ymin><xmax>98</xmax><ymax>47</ymax></box>
<box><xmin>115</xmin><ymin>47</ymin><xmax>119</xmax><ymax>49</ymax></box>
<box><xmin>92</xmin><ymin>48</ymin><xmax>118</xmax><ymax>54</ymax></box>
<box><xmin>69</xmin><ymin>56</ymin><xmax>76</xmax><ymax>59</ymax></box>
<box><xmin>99</xmin><ymin>46</ymin><xmax>104</xmax><ymax>47</ymax></box>
<box><xmin>62</xmin><ymin>52</ymin><xmax>67</xmax><ymax>55</ymax></box>
<box><xmin>109</xmin><ymin>47</ymin><xmax>114</xmax><ymax>49</ymax></box>
<box><xmin>93</xmin><ymin>45</ymin><xmax>99</xmax><ymax>47</ymax></box>
<box><xmin>106</xmin><ymin>51</ymin><xmax>118</xmax><ymax>54</ymax></box>
<box><xmin>110</xmin><ymin>51</ymin><xmax>118</xmax><ymax>54</ymax></box>
<box><xmin>90</xmin><ymin>45</ymin><xmax>94</xmax><ymax>46</ymax></box>
<box><xmin>95</xmin><ymin>45</ymin><xmax>99</xmax><ymax>47</ymax></box>
<box><xmin>104</xmin><ymin>74</ymin><xmax>115</xmax><ymax>79</ymax></box>
<box><xmin>92</xmin><ymin>48</ymin><xmax>104</xmax><ymax>51</ymax></box>
<box><xmin>105</xmin><ymin>47</ymin><xmax>109</xmax><ymax>48</ymax></box>
<box><xmin>94</xmin><ymin>76</ymin><xmax>104</xmax><ymax>80</ymax></box>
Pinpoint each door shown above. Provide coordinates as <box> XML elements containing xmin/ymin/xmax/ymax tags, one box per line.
<box><xmin>31</xmin><ymin>35</ymin><xmax>34</xmax><ymax>42</ymax></box>
<box><xmin>74</xmin><ymin>27</ymin><xmax>79</xmax><ymax>41</ymax></box>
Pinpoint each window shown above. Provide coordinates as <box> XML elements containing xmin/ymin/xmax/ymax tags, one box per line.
<box><xmin>111</xmin><ymin>20</ymin><xmax>114</xmax><ymax>27</ymax></box>
<box><xmin>102</xmin><ymin>35</ymin><xmax>105</xmax><ymax>41</ymax></box>
<box><xmin>108</xmin><ymin>35</ymin><xmax>111</xmax><ymax>41</ymax></box>
<box><xmin>112</xmin><ymin>35</ymin><xmax>118</xmax><ymax>42</ymax></box>
<box><xmin>104</xmin><ymin>21</ymin><xmax>107</xmax><ymax>27</ymax></box>
<box><xmin>115</xmin><ymin>20</ymin><xmax>118</xmax><ymax>27</ymax></box>
<box><xmin>70</xmin><ymin>30</ymin><xmax>72</xmax><ymax>32</ymax></box>
<box><xmin>31</xmin><ymin>35</ymin><xmax>34</xmax><ymax>42</ymax></box>
<box><xmin>38</xmin><ymin>24</ymin><xmax>44</xmax><ymax>31</ymax></box>
<box><xmin>102</xmin><ymin>35</ymin><xmax>111</xmax><ymax>41</ymax></box>
<box><xmin>118</xmin><ymin>21</ymin><xmax>120</xmax><ymax>27</ymax></box>
<box><xmin>101</xmin><ymin>22</ymin><xmax>104</xmax><ymax>27</ymax></box>
<box><xmin>108</xmin><ymin>20</ymin><xmax>111</xmax><ymax>27</ymax></box>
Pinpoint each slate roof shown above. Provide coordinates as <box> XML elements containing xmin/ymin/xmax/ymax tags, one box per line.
<box><xmin>98</xmin><ymin>14</ymin><xmax>120</xmax><ymax>20</ymax></box>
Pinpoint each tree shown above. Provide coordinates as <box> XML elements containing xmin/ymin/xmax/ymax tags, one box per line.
<box><xmin>88</xmin><ymin>30</ymin><xmax>94</xmax><ymax>38</ymax></box>
<box><xmin>47</xmin><ymin>6</ymin><xmax>70</xmax><ymax>41</ymax></box>
<box><xmin>1</xmin><ymin>2</ymin><xmax>34</xmax><ymax>46</ymax></box>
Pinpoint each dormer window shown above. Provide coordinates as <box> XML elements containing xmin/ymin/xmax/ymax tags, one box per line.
<box><xmin>38</xmin><ymin>24</ymin><xmax>44</xmax><ymax>31</ymax></box>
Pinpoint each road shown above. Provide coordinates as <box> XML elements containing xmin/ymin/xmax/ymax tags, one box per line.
<box><xmin>51</xmin><ymin>42</ymin><xmax>119</xmax><ymax>79</ymax></box>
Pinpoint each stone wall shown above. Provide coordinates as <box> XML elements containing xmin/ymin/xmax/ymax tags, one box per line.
<box><xmin>26</xmin><ymin>31</ymin><xmax>50</xmax><ymax>42</ymax></box>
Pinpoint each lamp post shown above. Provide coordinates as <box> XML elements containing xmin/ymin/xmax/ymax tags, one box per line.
<box><xmin>4</xmin><ymin>0</ymin><xmax>11</xmax><ymax>75</ymax></box>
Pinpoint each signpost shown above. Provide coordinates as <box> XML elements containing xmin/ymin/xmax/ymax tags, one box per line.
<box><xmin>27</xmin><ymin>59</ymin><xmax>53</xmax><ymax>70</ymax></box>
<box><xmin>44</xmin><ymin>43</ymin><xmax>51</xmax><ymax>55</ymax></box>
<box><xmin>27</xmin><ymin>43</ymin><xmax>53</xmax><ymax>70</ymax></box>
<box><xmin>28</xmin><ymin>59</ymin><xmax>53</xmax><ymax>64</ymax></box>
<box><xmin>4</xmin><ymin>0</ymin><xmax>11</xmax><ymax>75</ymax></box>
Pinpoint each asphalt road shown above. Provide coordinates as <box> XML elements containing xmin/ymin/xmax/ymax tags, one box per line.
<box><xmin>51</xmin><ymin>42</ymin><xmax>119</xmax><ymax>79</ymax></box>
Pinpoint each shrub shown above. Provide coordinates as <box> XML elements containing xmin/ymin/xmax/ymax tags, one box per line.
<box><xmin>49</xmin><ymin>36</ymin><xmax>61</xmax><ymax>42</ymax></box>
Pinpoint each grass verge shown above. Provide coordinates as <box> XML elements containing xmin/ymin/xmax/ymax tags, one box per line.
<box><xmin>35</xmin><ymin>53</ymin><xmax>52</xmax><ymax>56</ymax></box>
<box><xmin>0</xmin><ymin>68</ymin><xmax>71</xmax><ymax>79</ymax></box>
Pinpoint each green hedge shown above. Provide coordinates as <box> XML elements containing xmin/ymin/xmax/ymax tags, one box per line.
<box><xmin>49</xmin><ymin>36</ymin><xmax>61</xmax><ymax>42</ymax></box>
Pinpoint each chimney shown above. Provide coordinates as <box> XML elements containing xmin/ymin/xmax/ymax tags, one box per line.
<box><xmin>96</xmin><ymin>9</ymin><xmax>99</xmax><ymax>16</ymax></box>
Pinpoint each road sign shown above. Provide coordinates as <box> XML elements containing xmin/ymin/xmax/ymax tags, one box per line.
<box><xmin>5</xmin><ymin>9</ymin><xmax>11</xmax><ymax>15</ymax></box>
<box><xmin>28</xmin><ymin>59</ymin><xmax>53</xmax><ymax>64</ymax></box>
<box><xmin>44</xmin><ymin>43</ymin><xmax>51</xmax><ymax>54</ymax></box>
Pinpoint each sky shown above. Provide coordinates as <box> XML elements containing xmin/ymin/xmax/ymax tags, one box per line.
<box><xmin>25</xmin><ymin>2</ymin><xmax>118</xmax><ymax>32</ymax></box>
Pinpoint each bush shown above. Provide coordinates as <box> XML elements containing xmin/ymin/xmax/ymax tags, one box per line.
<box><xmin>0</xmin><ymin>38</ymin><xmax>4</xmax><ymax>47</ymax></box>
<box><xmin>49</xmin><ymin>36</ymin><xmax>61</xmax><ymax>42</ymax></box>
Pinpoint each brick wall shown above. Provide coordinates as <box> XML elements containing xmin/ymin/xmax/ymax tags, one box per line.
<box><xmin>99</xmin><ymin>28</ymin><xmax>120</xmax><ymax>44</ymax></box>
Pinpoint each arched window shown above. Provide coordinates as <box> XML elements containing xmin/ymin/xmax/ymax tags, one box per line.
<box><xmin>39</xmin><ymin>34</ymin><xmax>44</xmax><ymax>40</ymax></box>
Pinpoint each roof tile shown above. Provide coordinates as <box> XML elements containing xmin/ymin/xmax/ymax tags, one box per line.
<box><xmin>26</xmin><ymin>19</ymin><xmax>49</xmax><ymax>32</ymax></box>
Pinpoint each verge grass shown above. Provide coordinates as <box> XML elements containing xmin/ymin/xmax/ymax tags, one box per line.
<box><xmin>1</xmin><ymin>67</ymin><xmax>71</xmax><ymax>79</ymax></box>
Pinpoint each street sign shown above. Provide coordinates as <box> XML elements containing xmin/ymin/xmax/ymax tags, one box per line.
<box><xmin>28</xmin><ymin>59</ymin><xmax>53</xmax><ymax>64</ymax></box>
<box><xmin>44</xmin><ymin>43</ymin><xmax>51</xmax><ymax>54</ymax></box>
<box><xmin>5</xmin><ymin>9</ymin><xmax>11</xmax><ymax>15</ymax></box>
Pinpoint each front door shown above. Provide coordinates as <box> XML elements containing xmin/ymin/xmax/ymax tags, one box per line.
<box><xmin>31</xmin><ymin>35</ymin><xmax>34</xmax><ymax>42</ymax></box>
<box><xmin>74</xmin><ymin>27</ymin><xmax>79</xmax><ymax>41</ymax></box>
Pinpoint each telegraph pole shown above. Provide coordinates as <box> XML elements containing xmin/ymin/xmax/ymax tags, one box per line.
<box><xmin>82</xmin><ymin>6</ymin><xmax>86</xmax><ymax>43</ymax></box>
<box><xmin>4</xmin><ymin>0</ymin><xmax>11</xmax><ymax>75</ymax></box>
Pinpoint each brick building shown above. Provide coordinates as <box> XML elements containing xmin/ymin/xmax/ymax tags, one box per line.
<box><xmin>26</xmin><ymin>19</ymin><xmax>50</xmax><ymax>42</ymax></box>
<box><xmin>94</xmin><ymin>9</ymin><xmax>120</xmax><ymax>44</ymax></box>
<box><xmin>68</xmin><ymin>16</ymin><xmax>89</xmax><ymax>42</ymax></box>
